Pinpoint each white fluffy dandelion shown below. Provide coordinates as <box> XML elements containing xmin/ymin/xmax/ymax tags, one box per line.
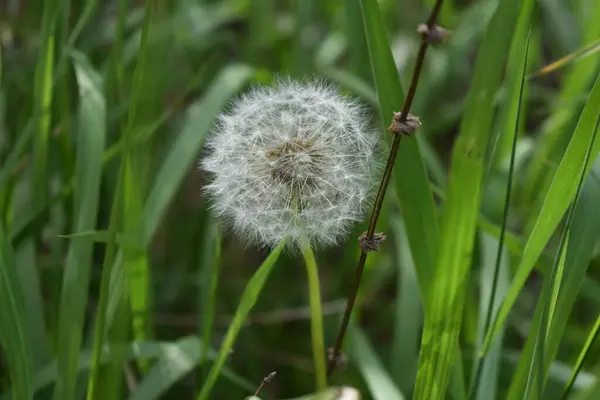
<box><xmin>201</xmin><ymin>79</ymin><xmax>379</xmax><ymax>249</ymax></box>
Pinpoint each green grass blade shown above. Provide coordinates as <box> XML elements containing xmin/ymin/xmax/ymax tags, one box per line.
<box><xmin>129</xmin><ymin>336</ymin><xmax>254</xmax><ymax>400</ymax></box>
<box><xmin>105</xmin><ymin>64</ymin><xmax>254</xmax><ymax>330</ymax></box>
<box><xmin>52</xmin><ymin>50</ymin><xmax>106</xmax><ymax>400</ymax></box>
<box><xmin>199</xmin><ymin>220</ymin><xmax>221</xmax><ymax>377</ymax></box>
<box><xmin>196</xmin><ymin>240</ymin><xmax>285</xmax><ymax>400</ymax></box>
<box><xmin>507</xmin><ymin>122</ymin><xmax>600</xmax><ymax>399</ymax></box>
<box><xmin>141</xmin><ymin>64</ymin><xmax>254</xmax><ymax>245</ymax></box>
<box><xmin>0</xmin><ymin>223</ymin><xmax>33</xmax><ymax>400</ymax></box>
<box><xmin>359</xmin><ymin>0</ymin><xmax>437</xmax><ymax>306</ymax></box>
<box><xmin>120</xmin><ymin>0</ymin><xmax>158</xmax><ymax>360</ymax></box>
<box><xmin>470</xmin><ymin>13</ymin><xmax>532</xmax><ymax>396</ymax></box>
<box><xmin>390</xmin><ymin>219</ymin><xmax>423</xmax><ymax>394</ymax></box>
<box><xmin>348</xmin><ymin>326</ymin><xmax>405</xmax><ymax>400</ymax></box>
<box><xmin>31</xmin><ymin>0</ymin><xmax>57</xmax><ymax>212</ymax></box>
<box><xmin>482</xmin><ymin>74</ymin><xmax>600</xmax><ymax>354</ymax></box>
<box><xmin>522</xmin><ymin>0</ymin><xmax>600</xmax><ymax>206</ymax></box>
<box><xmin>413</xmin><ymin>0</ymin><xmax>521</xmax><ymax>397</ymax></box>
<box><xmin>1</xmin><ymin>338</ymin><xmax>250</xmax><ymax>398</ymax></box>
<box><xmin>302</xmin><ymin>245</ymin><xmax>327</xmax><ymax>392</ymax></box>
<box><xmin>474</xmin><ymin>233</ymin><xmax>510</xmax><ymax>399</ymax></box>
<box><xmin>562</xmin><ymin>314</ymin><xmax>600</xmax><ymax>399</ymax></box>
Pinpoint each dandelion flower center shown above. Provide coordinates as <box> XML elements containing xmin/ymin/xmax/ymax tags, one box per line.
<box><xmin>202</xmin><ymin>79</ymin><xmax>379</xmax><ymax>249</ymax></box>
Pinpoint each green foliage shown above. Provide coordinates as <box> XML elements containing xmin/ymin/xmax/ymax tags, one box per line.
<box><xmin>1</xmin><ymin>0</ymin><xmax>600</xmax><ymax>399</ymax></box>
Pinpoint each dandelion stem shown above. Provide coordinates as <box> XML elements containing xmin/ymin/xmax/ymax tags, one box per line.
<box><xmin>302</xmin><ymin>243</ymin><xmax>328</xmax><ymax>391</ymax></box>
<box><xmin>327</xmin><ymin>0</ymin><xmax>445</xmax><ymax>376</ymax></box>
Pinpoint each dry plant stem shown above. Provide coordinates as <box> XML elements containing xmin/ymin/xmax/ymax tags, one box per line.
<box><xmin>254</xmin><ymin>371</ymin><xmax>277</xmax><ymax>396</ymax></box>
<box><xmin>326</xmin><ymin>0</ymin><xmax>445</xmax><ymax>377</ymax></box>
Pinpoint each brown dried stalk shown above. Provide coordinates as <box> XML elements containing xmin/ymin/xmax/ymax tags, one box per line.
<box><xmin>326</xmin><ymin>0</ymin><xmax>447</xmax><ymax>377</ymax></box>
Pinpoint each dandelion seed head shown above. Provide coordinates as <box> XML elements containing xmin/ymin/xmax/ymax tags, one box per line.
<box><xmin>201</xmin><ymin>79</ymin><xmax>380</xmax><ymax>249</ymax></box>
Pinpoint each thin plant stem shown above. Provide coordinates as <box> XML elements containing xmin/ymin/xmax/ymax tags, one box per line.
<box><xmin>200</xmin><ymin>225</ymin><xmax>222</xmax><ymax>380</ymax></box>
<box><xmin>327</xmin><ymin>0</ymin><xmax>445</xmax><ymax>376</ymax></box>
<box><xmin>302</xmin><ymin>244</ymin><xmax>328</xmax><ymax>391</ymax></box>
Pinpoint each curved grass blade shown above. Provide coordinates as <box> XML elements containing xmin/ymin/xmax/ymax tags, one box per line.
<box><xmin>521</xmin><ymin>0</ymin><xmax>600</xmax><ymax>206</ymax></box>
<box><xmin>531</xmin><ymin>38</ymin><xmax>600</xmax><ymax>78</ymax></box>
<box><xmin>562</xmin><ymin>315</ymin><xmax>600</xmax><ymax>399</ymax></box>
<box><xmin>413</xmin><ymin>0</ymin><xmax>521</xmax><ymax>397</ymax></box>
<box><xmin>105</xmin><ymin>64</ymin><xmax>254</xmax><ymax>329</ymax></box>
<box><xmin>52</xmin><ymin>50</ymin><xmax>106</xmax><ymax>400</ymax></box>
<box><xmin>507</xmin><ymin>149</ymin><xmax>600</xmax><ymax>398</ymax></box>
<box><xmin>482</xmin><ymin>74</ymin><xmax>600</xmax><ymax>354</ymax></box>
<box><xmin>0</xmin><ymin>223</ymin><xmax>33</xmax><ymax>400</ymax></box>
<box><xmin>348</xmin><ymin>326</ymin><xmax>405</xmax><ymax>400</ymax></box>
<box><xmin>196</xmin><ymin>240</ymin><xmax>285</xmax><ymax>400</ymax></box>
<box><xmin>0</xmin><ymin>337</ymin><xmax>249</xmax><ymax>399</ymax></box>
<box><xmin>129</xmin><ymin>336</ymin><xmax>254</xmax><ymax>400</ymax></box>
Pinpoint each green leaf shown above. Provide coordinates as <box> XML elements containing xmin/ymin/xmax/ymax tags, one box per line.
<box><xmin>0</xmin><ymin>223</ymin><xmax>33</xmax><ymax>400</ymax></box>
<box><xmin>129</xmin><ymin>336</ymin><xmax>254</xmax><ymax>400</ymax></box>
<box><xmin>390</xmin><ymin>219</ymin><xmax>423</xmax><ymax>394</ymax></box>
<box><xmin>348</xmin><ymin>326</ymin><xmax>405</xmax><ymax>400</ymax></box>
<box><xmin>482</xmin><ymin>74</ymin><xmax>600</xmax><ymax>354</ymax></box>
<box><xmin>474</xmin><ymin>233</ymin><xmax>510</xmax><ymax>398</ymax></box>
<box><xmin>196</xmin><ymin>240</ymin><xmax>285</xmax><ymax>400</ymax></box>
<box><xmin>106</xmin><ymin>63</ymin><xmax>254</xmax><ymax>329</ymax></box>
<box><xmin>52</xmin><ymin>50</ymin><xmax>107</xmax><ymax>400</ymax></box>
<box><xmin>359</xmin><ymin>0</ymin><xmax>437</xmax><ymax>316</ymax></box>
<box><xmin>414</xmin><ymin>0</ymin><xmax>521</xmax><ymax>397</ymax></box>
<box><xmin>507</xmin><ymin>122</ymin><xmax>600</xmax><ymax>399</ymax></box>
<box><xmin>0</xmin><ymin>338</ymin><xmax>250</xmax><ymax>399</ymax></box>
<box><xmin>58</xmin><ymin>230</ymin><xmax>144</xmax><ymax>250</ymax></box>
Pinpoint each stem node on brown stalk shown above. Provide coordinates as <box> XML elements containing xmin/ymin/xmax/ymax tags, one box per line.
<box><xmin>326</xmin><ymin>0</ymin><xmax>446</xmax><ymax>378</ymax></box>
<box><xmin>388</xmin><ymin>113</ymin><xmax>422</xmax><ymax>136</ymax></box>
<box><xmin>358</xmin><ymin>232</ymin><xmax>387</xmax><ymax>251</ymax></box>
<box><xmin>253</xmin><ymin>371</ymin><xmax>277</xmax><ymax>397</ymax></box>
<box><xmin>417</xmin><ymin>24</ymin><xmax>452</xmax><ymax>45</ymax></box>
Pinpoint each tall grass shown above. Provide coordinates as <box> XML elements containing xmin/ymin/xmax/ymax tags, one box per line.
<box><xmin>1</xmin><ymin>0</ymin><xmax>600</xmax><ymax>399</ymax></box>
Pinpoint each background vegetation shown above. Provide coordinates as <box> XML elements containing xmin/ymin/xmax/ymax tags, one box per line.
<box><xmin>1</xmin><ymin>0</ymin><xmax>599</xmax><ymax>399</ymax></box>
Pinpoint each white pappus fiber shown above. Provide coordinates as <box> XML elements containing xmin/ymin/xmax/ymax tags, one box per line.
<box><xmin>201</xmin><ymin>79</ymin><xmax>380</xmax><ymax>250</ymax></box>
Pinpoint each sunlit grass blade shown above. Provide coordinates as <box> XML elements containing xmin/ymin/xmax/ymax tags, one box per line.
<box><xmin>0</xmin><ymin>223</ymin><xmax>33</xmax><ymax>400</ymax></box>
<box><xmin>129</xmin><ymin>336</ymin><xmax>254</xmax><ymax>400</ymax></box>
<box><xmin>482</xmin><ymin>74</ymin><xmax>600</xmax><ymax>354</ymax></box>
<box><xmin>531</xmin><ymin>37</ymin><xmax>600</xmax><ymax>78</ymax></box>
<box><xmin>469</xmin><ymin>13</ymin><xmax>531</xmax><ymax>396</ymax></box>
<box><xmin>348</xmin><ymin>325</ymin><xmax>405</xmax><ymax>400</ymax></box>
<box><xmin>413</xmin><ymin>0</ymin><xmax>521</xmax><ymax>397</ymax></box>
<box><xmin>52</xmin><ymin>50</ymin><xmax>106</xmax><ymax>400</ymax></box>
<box><xmin>196</xmin><ymin>240</ymin><xmax>285</xmax><ymax>400</ymax></box>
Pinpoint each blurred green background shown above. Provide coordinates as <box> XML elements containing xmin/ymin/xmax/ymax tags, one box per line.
<box><xmin>1</xmin><ymin>0</ymin><xmax>600</xmax><ymax>399</ymax></box>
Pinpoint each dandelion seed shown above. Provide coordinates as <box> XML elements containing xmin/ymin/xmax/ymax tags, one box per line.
<box><xmin>201</xmin><ymin>79</ymin><xmax>380</xmax><ymax>249</ymax></box>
